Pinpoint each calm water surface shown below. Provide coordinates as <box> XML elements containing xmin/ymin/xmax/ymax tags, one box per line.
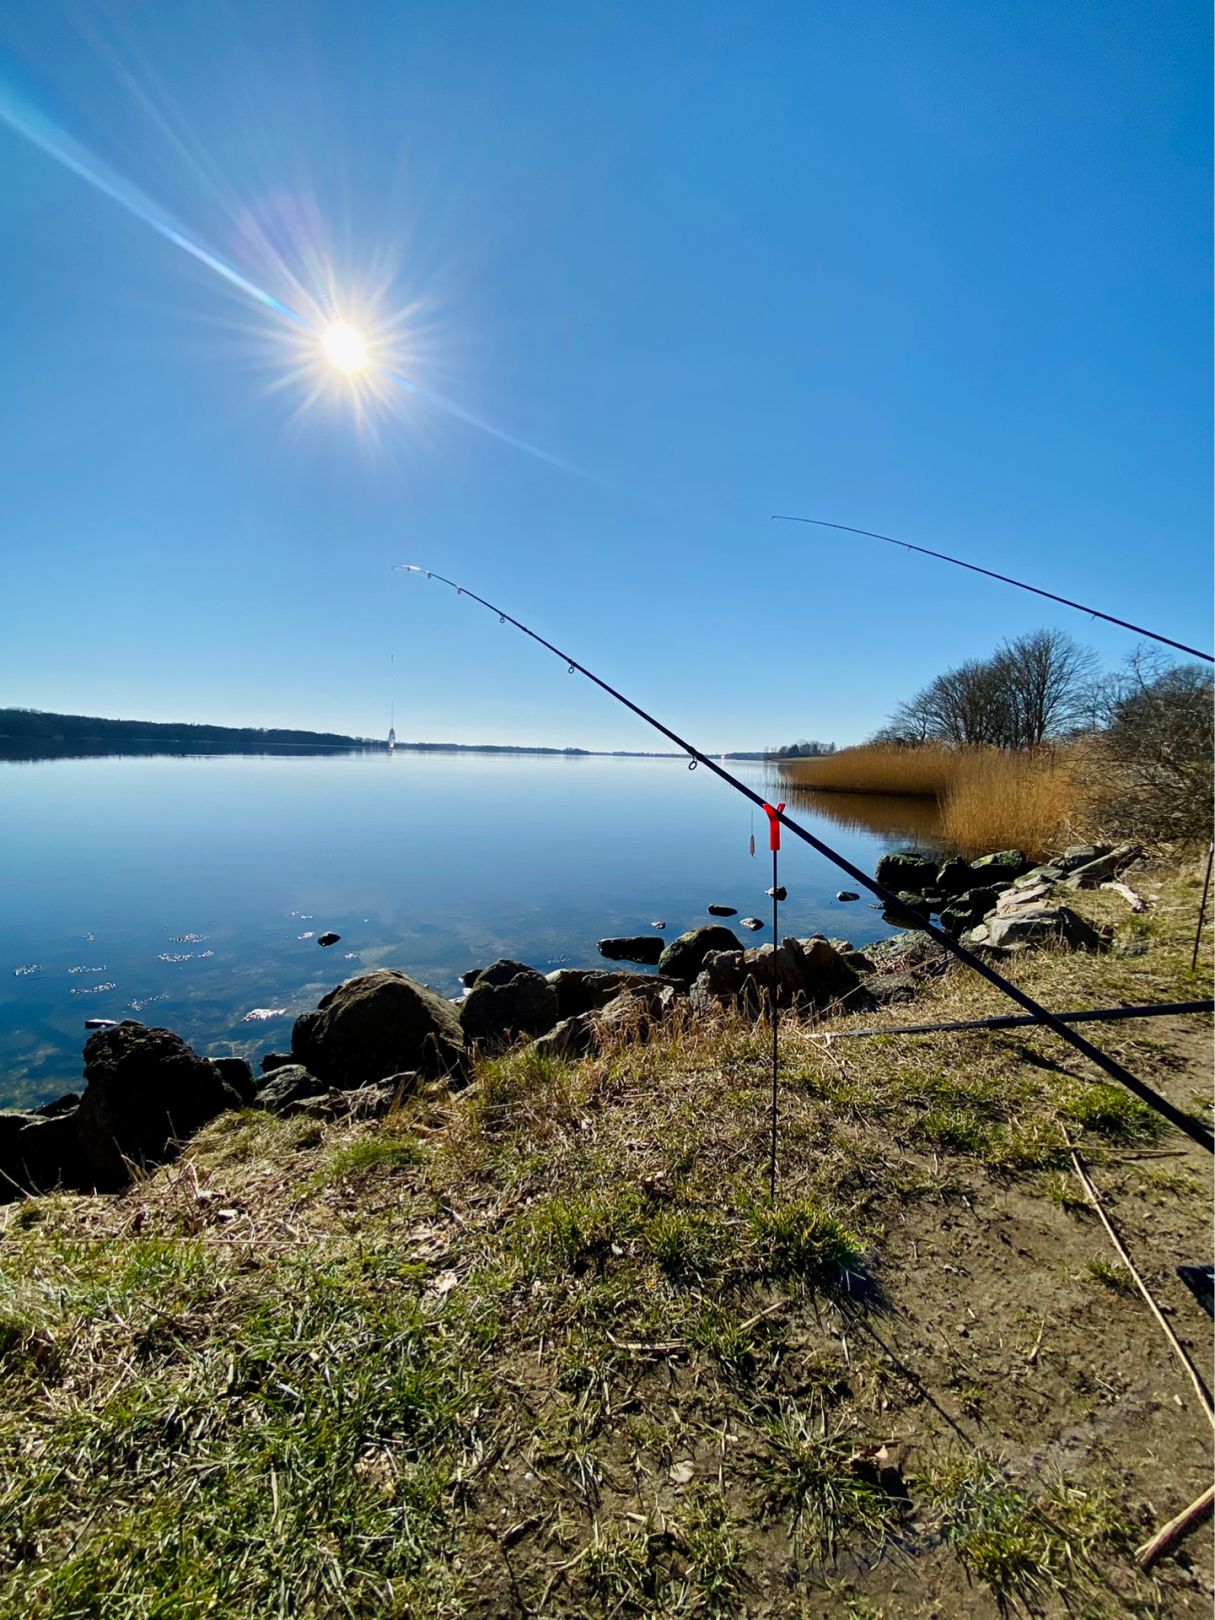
<box><xmin>0</xmin><ymin>749</ymin><xmax>940</xmax><ymax>1107</ymax></box>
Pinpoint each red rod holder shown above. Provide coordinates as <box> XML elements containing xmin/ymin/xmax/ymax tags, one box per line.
<box><xmin>762</xmin><ymin>801</ymin><xmax>785</xmax><ymax>852</ymax></box>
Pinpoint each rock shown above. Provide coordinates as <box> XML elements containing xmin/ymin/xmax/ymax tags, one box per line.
<box><xmin>688</xmin><ymin>949</ymin><xmax>749</xmax><ymax>1012</ymax></box>
<box><xmin>254</xmin><ymin>1065</ymin><xmax>330</xmax><ymax>1115</ymax></box>
<box><xmin>1064</xmin><ymin>844</ymin><xmax>1140</xmax><ymax>889</ymax></box>
<box><xmin>996</xmin><ymin>882</ymin><xmax>1052</xmax><ymax>913</ymax></box>
<box><xmin>83</xmin><ymin>1018</ymin><xmax>119</xmax><ymax>1031</ymax></box>
<box><xmin>836</xmin><ymin>891</ymin><xmax>860</xmax><ymax>903</ymax></box>
<box><xmin>597</xmin><ymin>935</ymin><xmax>665</xmax><ymax>966</ymax></box>
<box><xmin>875</xmin><ymin>851</ymin><xmax>937</xmax><ymax>891</ymax></box>
<box><xmin>650</xmin><ymin>921</ymin><xmax>666</xmax><ymax>930</ymax></box>
<box><xmin>937</xmin><ymin>887</ymin><xmax>999</xmax><ymax>937</ymax></box>
<box><xmin>35</xmin><ymin>1093</ymin><xmax>81</xmax><ymax>1119</ymax></box>
<box><xmin>593</xmin><ymin>991</ymin><xmax>655</xmax><ymax>1043</ymax></box>
<box><xmin>706</xmin><ymin>904</ymin><xmax>737</xmax><ymax>917</ymax></box>
<box><xmin>531</xmin><ymin>1013</ymin><xmax>599</xmax><ymax>1062</ymax></box>
<box><xmin>469</xmin><ymin>958</ymin><xmax>537</xmax><ymax>988</ymax></box>
<box><xmin>0</xmin><ymin>1110</ymin><xmax>89</xmax><ymax>1200</ymax></box>
<box><xmin>459</xmin><ymin>968</ymin><xmax>482</xmax><ymax>990</ymax></box>
<box><xmin>1059</xmin><ymin>844</ymin><xmax>1109</xmax><ymax>872</ymax></box>
<box><xmin>292</xmin><ymin>970</ymin><xmax>466</xmax><ymax>1087</ymax></box>
<box><xmin>766</xmin><ymin>886</ymin><xmax>788</xmax><ymax>902</ymax></box>
<box><xmin>740</xmin><ymin>917</ymin><xmax>765</xmax><ymax>931</ymax></box>
<box><xmin>317</xmin><ymin>932</ymin><xmax>341</xmax><ymax>948</ymax></box>
<box><xmin>984</xmin><ymin>906</ymin><xmax>1109</xmax><ymax>952</ymax></box>
<box><xmin>1012</xmin><ymin>865</ymin><xmax>1062</xmax><ymax>888</ymax></box>
<box><xmin>918</xmin><ymin>891</ymin><xmax>947</xmax><ymax>915</ymax></box>
<box><xmin>827</xmin><ymin>940</ymin><xmax>874</xmax><ymax>976</ymax></box>
<box><xmin>76</xmin><ymin>1023</ymin><xmax>244</xmax><ymax>1189</ymax></box>
<box><xmin>213</xmin><ymin>1058</ymin><xmax>256</xmax><ymax>1104</ymax></box>
<box><xmin>658</xmin><ymin>925</ymin><xmax>744</xmax><ymax>982</ymax></box>
<box><xmin>460</xmin><ymin>965</ymin><xmax>559</xmax><ymax>1047</ymax></box>
<box><xmin>935</xmin><ymin>858</ymin><xmax>974</xmax><ymax>896</ymax></box>
<box><xmin>882</xmin><ymin>892</ymin><xmax>931</xmax><ymax>926</ymax></box>
<box><xmin>970</xmin><ymin>849</ymin><xmax>1030</xmax><ymax>880</ymax></box>
<box><xmin>545</xmin><ymin>969</ymin><xmax>659</xmax><ymax>1020</ymax></box>
<box><xmin>260</xmin><ymin>1052</ymin><xmax>294</xmax><ymax>1074</ymax></box>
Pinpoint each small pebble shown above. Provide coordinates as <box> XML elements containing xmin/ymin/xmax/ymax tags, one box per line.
<box><xmin>836</xmin><ymin>891</ymin><xmax>860</xmax><ymax>902</ymax></box>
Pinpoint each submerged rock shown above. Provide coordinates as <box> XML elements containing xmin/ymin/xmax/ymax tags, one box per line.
<box><xmin>317</xmin><ymin>932</ymin><xmax>341</xmax><ymax>948</ymax></box>
<box><xmin>293</xmin><ymin>970</ymin><xmax>466</xmax><ymax>1087</ymax></box>
<box><xmin>597</xmin><ymin>936</ymin><xmax>665</xmax><ymax>966</ymax></box>
<box><xmin>706</xmin><ymin>904</ymin><xmax>737</xmax><ymax>917</ymax></box>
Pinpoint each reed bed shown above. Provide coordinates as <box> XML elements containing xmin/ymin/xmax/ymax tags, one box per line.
<box><xmin>781</xmin><ymin>744</ymin><xmax>1087</xmax><ymax>859</ymax></box>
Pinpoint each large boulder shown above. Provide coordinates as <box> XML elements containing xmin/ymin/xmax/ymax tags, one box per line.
<box><xmin>546</xmin><ymin>968</ymin><xmax>659</xmax><ymax>1020</ymax></box>
<box><xmin>0</xmin><ymin>1110</ymin><xmax>88</xmax><ymax>1201</ymax></box>
<box><xmin>597</xmin><ymin>936</ymin><xmax>665</xmax><ymax>966</ymax></box>
<box><xmin>875</xmin><ymin>851</ymin><xmax>937</xmax><ymax>892</ymax></box>
<box><xmin>983</xmin><ymin>906</ymin><xmax>1109</xmax><ymax>952</ymax></box>
<box><xmin>531</xmin><ymin>1013</ymin><xmax>599</xmax><ymax>1062</ymax></box>
<box><xmin>293</xmin><ymin>971</ymin><xmax>466</xmax><ymax>1087</ymax></box>
<box><xmin>462</xmin><ymin>958</ymin><xmax>536</xmax><ymax>989</ymax></box>
<box><xmin>460</xmin><ymin>964</ymin><xmax>559</xmax><ymax>1047</ymax></box>
<box><xmin>970</xmin><ymin>849</ymin><xmax>1030</xmax><ymax>881</ymax></box>
<box><xmin>76</xmin><ymin>1023</ymin><xmax>244</xmax><ymax>1189</ymax></box>
<box><xmin>658</xmin><ymin>925</ymin><xmax>743</xmax><ymax>982</ymax></box>
<box><xmin>213</xmin><ymin>1058</ymin><xmax>256</xmax><ymax>1104</ymax></box>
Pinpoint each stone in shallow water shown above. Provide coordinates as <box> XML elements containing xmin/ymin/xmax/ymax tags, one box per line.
<box><xmin>597</xmin><ymin>936</ymin><xmax>664</xmax><ymax>966</ymax></box>
<box><xmin>317</xmin><ymin>932</ymin><xmax>341</xmax><ymax>947</ymax></box>
<box><xmin>836</xmin><ymin>891</ymin><xmax>859</xmax><ymax>902</ymax></box>
<box><xmin>740</xmin><ymin>917</ymin><xmax>764</xmax><ymax>931</ymax></box>
<box><xmin>706</xmin><ymin>904</ymin><xmax>737</xmax><ymax>917</ymax></box>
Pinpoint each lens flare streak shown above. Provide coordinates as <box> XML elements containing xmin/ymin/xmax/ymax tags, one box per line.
<box><xmin>0</xmin><ymin>66</ymin><xmax>576</xmax><ymax>472</ymax></box>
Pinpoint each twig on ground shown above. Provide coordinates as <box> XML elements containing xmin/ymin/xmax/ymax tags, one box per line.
<box><xmin>1135</xmin><ymin>1484</ymin><xmax>1215</xmax><ymax>1571</ymax></box>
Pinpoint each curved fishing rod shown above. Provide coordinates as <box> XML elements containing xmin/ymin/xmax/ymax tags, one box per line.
<box><xmin>770</xmin><ymin>514</ymin><xmax>1214</xmax><ymax>664</ymax></box>
<box><xmin>395</xmin><ymin>564</ymin><xmax>1214</xmax><ymax>1153</ymax></box>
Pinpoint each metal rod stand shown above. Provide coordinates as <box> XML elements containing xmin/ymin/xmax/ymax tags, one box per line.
<box><xmin>1192</xmin><ymin>843</ymin><xmax>1213</xmax><ymax>974</ymax></box>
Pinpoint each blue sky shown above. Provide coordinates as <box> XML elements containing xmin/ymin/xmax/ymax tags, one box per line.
<box><xmin>0</xmin><ymin>1</ymin><xmax>1209</xmax><ymax>750</ymax></box>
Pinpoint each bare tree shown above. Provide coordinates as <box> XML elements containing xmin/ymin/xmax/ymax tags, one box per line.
<box><xmin>993</xmin><ymin>630</ymin><xmax>1098</xmax><ymax>747</ymax></box>
<box><xmin>1094</xmin><ymin>649</ymin><xmax>1214</xmax><ymax>843</ymax></box>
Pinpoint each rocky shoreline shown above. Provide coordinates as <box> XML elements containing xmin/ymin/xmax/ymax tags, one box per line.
<box><xmin>0</xmin><ymin>843</ymin><xmax>1136</xmax><ymax>1203</ymax></box>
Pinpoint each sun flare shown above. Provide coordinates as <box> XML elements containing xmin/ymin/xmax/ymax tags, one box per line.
<box><xmin>321</xmin><ymin>321</ymin><xmax>368</xmax><ymax>374</ymax></box>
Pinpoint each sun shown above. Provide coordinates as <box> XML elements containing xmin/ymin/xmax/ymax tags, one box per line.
<box><xmin>321</xmin><ymin>321</ymin><xmax>368</xmax><ymax>374</ymax></box>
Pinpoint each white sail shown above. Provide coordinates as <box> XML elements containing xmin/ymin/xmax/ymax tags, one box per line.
<box><xmin>387</xmin><ymin>727</ymin><xmax>396</xmax><ymax>752</ymax></box>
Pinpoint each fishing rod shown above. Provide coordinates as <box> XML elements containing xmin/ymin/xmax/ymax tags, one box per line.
<box><xmin>806</xmin><ymin>999</ymin><xmax>1214</xmax><ymax>1042</ymax></box>
<box><xmin>770</xmin><ymin>514</ymin><xmax>1214</xmax><ymax>665</ymax></box>
<box><xmin>395</xmin><ymin>564</ymin><xmax>1214</xmax><ymax>1154</ymax></box>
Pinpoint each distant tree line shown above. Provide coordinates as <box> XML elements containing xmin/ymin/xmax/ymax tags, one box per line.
<box><xmin>768</xmin><ymin>739</ymin><xmax>836</xmax><ymax>758</ymax></box>
<box><xmin>0</xmin><ymin>709</ymin><xmax>367</xmax><ymax>748</ymax></box>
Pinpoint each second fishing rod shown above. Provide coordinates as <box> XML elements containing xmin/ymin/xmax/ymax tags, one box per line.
<box><xmin>395</xmin><ymin>565</ymin><xmax>1214</xmax><ymax>1155</ymax></box>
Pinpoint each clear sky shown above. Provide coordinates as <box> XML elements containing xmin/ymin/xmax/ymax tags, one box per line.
<box><xmin>0</xmin><ymin>1</ymin><xmax>1209</xmax><ymax>751</ymax></box>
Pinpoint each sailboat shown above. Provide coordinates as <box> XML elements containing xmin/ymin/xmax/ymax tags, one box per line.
<box><xmin>387</xmin><ymin>652</ymin><xmax>397</xmax><ymax>752</ymax></box>
<box><xmin>388</xmin><ymin>725</ymin><xmax>396</xmax><ymax>753</ymax></box>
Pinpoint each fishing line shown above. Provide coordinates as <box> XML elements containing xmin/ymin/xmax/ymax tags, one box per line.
<box><xmin>770</xmin><ymin>514</ymin><xmax>1214</xmax><ymax>664</ymax></box>
<box><xmin>395</xmin><ymin>563</ymin><xmax>1214</xmax><ymax>1155</ymax></box>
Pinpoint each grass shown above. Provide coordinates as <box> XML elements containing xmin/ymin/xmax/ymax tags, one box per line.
<box><xmin>780</xmin><ymin>742</ymin><xmax>1086</xmax><ymax>858</ymax></box>
<box><xmin>0</xmin><ymin>859</ymin><xmax>1208</xmax><ymax>1616</ymax></box>
<box><xmin>922</xmin><ymin>1452</ymin><xmax>1127</xmax><ymax>1607</ymax></box>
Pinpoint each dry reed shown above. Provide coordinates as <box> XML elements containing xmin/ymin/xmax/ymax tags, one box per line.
<box><xmin>781</xmin><ymin>744</ymin><xmax>1087</xmax><ymax>859</ymax></box>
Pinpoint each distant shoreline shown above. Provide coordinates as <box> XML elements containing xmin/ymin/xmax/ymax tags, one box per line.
<box><xmin>0</xmin><ymin>708</ymin><xmax>774</xmax><ymax>760</ymax></box>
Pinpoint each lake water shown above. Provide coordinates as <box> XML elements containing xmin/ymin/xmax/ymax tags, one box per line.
<box><xmin>0</xmin><ymin>748</ymin><xmax>941</xmax><ymax>1108</ymax></box>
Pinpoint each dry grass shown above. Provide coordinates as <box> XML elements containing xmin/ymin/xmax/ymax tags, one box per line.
<box><xmin>0</xmin><ymin>863</ymin><xmax>1209</xmax><ymax>1617</ymax></box>
<box><xmin>782</xmin><ymin>744</ymin><xmax>1088</xmax><ymax>858</ymax></box>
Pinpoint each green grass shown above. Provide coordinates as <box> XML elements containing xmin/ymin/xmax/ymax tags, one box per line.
<box><xmin>760</xmin><ymin>1411</ymin><xmax>903</xmax><ymax>1558</ymax></box>
<box><xmin>922</xmin><ymin>1452</ymin><xmax>1127</xmax><ymax>1607</ymax></box>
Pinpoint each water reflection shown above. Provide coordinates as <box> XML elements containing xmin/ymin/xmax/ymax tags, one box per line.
<box><xmin>775</xmin><ymin>779</ymin><xmax>945</xmax><ymax>851</ymax></box>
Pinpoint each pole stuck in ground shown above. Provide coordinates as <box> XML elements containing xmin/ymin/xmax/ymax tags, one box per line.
<box><xmin>1191</xmin><ymin>843</ymin><xmax>1213</xmax><ymax>974</ymax></box>
<box><xmin>763</xmin><ymin>801</ymin><xmax>784</xmax><ymax>1202</ymax></box>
